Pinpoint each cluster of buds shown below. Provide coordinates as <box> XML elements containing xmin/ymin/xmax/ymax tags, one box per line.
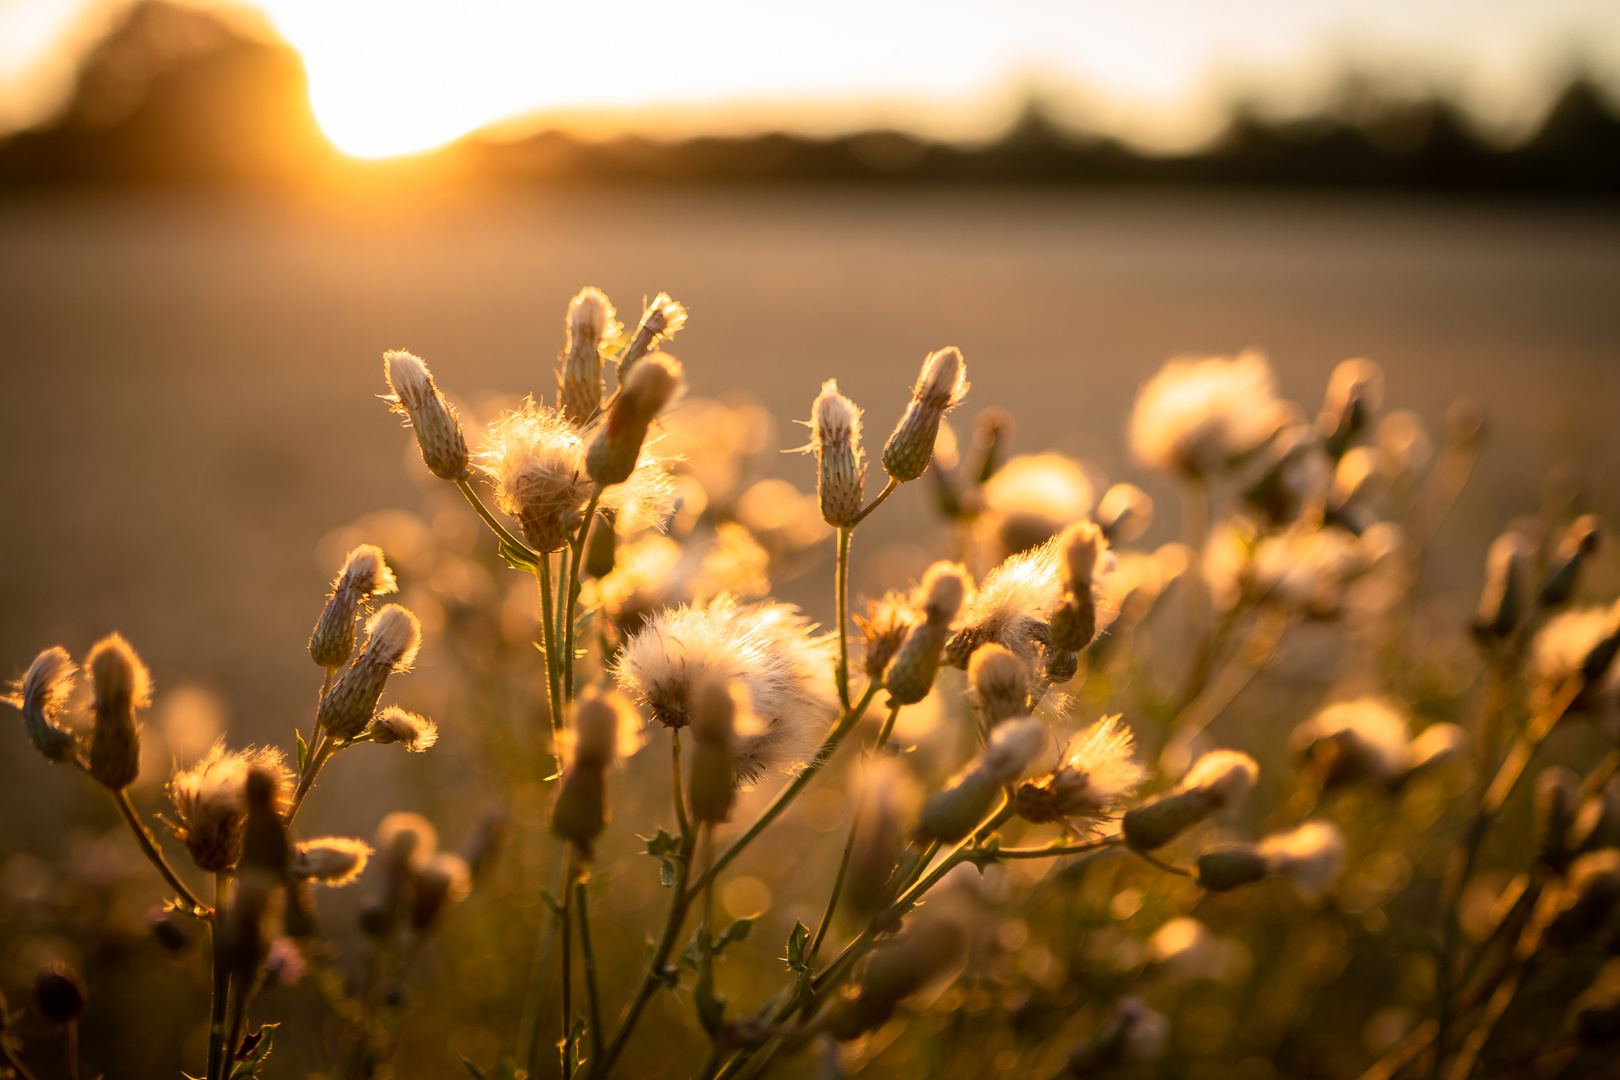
<box><xmin>317</xmin><ymin>605</ymin><xmax>422</xmax><ymax>741</ymax></box>
<box><xmin>551</xmin><ymin>688</ymin><xmax>632</xmax><ymax>859</ymax></box>
<box><xmin>1046</xmin><ymin>521</ymin><xmax>1110</xmax><ymax>677</ymax></box>
<box><xmin>883</xmin><ymin>563</ymin><xmax>970</xmax><ymax>705</ymax></box>
<box><xmin>309</xmin><ymin>544</ymin><xmax>397</xmax><ymax>670</ymax></box>
<box><xmin>1122</xmin><ymin>750</ymin><xmax>1258</xmax><ymax>852</ymax></box>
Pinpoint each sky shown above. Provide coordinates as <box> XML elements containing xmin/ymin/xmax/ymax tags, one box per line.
<box><xmin>2</xmin><ymin>0</ymin><xmax>1619</xmax><ymax>159</ymax></box>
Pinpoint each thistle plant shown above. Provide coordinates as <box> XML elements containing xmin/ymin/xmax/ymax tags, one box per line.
<box><xmin>6</xmin><ymin>291</ymin><xmax>1620</xmax><ymax>1080</ymax></box>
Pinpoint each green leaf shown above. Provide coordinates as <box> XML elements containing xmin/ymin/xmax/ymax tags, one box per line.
<box><xmin>644</xmin><ymin>828</ymin><xmax>680</xmax><ymax>888</ymax></box>
<box><xmin>295</xmin><ymin>729</ymin><xmax>309</xmax><ymax>774</ymax></box>
<box><xmin>499</xmin><ymin>541</ymin><xmax>539</xmax><ymax>572</ymax></box>
<box><xmin>228</xmin><ymin>1022</ymin><xmax>278</xmax><ymax>1077</ymax></box>
<box><xmin>784</xmin><ymin>920</ymin><xmax>811</xmax><ymax>971</ymax></box>
<box><xmin>715</xmin><ymin>917</ymin><xmax>754</xmax><ymax>957</ymax></box>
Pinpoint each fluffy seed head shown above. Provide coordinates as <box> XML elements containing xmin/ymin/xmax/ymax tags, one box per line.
<box><xmin>318</xmin><ymin>605</ymin><xmax>422</xmax><ymax>740</ymax></box>
<box><xmin>383</xmin><ymin>350</ymin><xmax>471</xmax><ymax>481</ymax></box>
<box><xmin>411</xmin><ymin>852</ymin><xmax>471</xmax><ymax>932</ymax></box>
<box><xmin>969</xmin><ymin>644</ymin><xmax>1028</xmax><ymax>729</ymax></box>
<box><xmin>882</xmin><ymin>347</ymin><xmax>968</xmax><ymax>482</ymax></box>
<box><xmin>376</xmin><ymin>812</ymin><xmax>438</xmax><ymax>877</ymax></box>
<box><xmin>588</xmin><ymin>353</ymin><xmax>685</xmax><ymax>487</ymax></box>
<box><xmin>1130</xmin><ymin>350</ymin><xmax>1282</xmax><ymax>476</ymax></box>
<box><xmin>8</xmin><ymin>646</ymin><xmax>79</xmax><ymax>762</ymax></box>
<box><xmin>168</xmin><ymin>743</ymin><xmax>294</xmax><ymax>872</ymax></box>
<box><xmin>310</xmin><ymin>545</ymin><xmax>398</xmax><ymax>669</ymax></box>
<box><xmin>366</xmin><ymin>706</ymin><xmax>438</xmax><ymax>752</ymax></box>
<box><xmin>87</xmin><ymin>633</ymin><xmax>149</xmax><ymax>790</ymax></box>
<box><xmin>977</xmin><ymin>453</ymin><xmax>1094</xmax><ymax>560</ymax></box>
<box><xmin>559</xmin><ymin>287</ymin><xmax>619</xmax><ymax>425</ymax></box>
<box><xmin>1015</xmin><ymin>715</ymin><xmax>1144</xmax><ymax>824</ymax></box>
<box><xmin>1097</xmin><ymin>483</ymin><xmax>1154</xmax><ymax>545</ymax></box>
<box><xmin>1291</xmin><ymin>699</ymin><xmax>1410</xmax><ymax>787</ymax></box>
<box><xmin>856</xmin><ymin>592</ymin><xmax>914</xmax><ymax>680</ymax></box>
<box><xmin>1259</xmin><ymin>821</ymin><xmax>1347</xmax><ymax>898</ymax></box>
<box><xmin>809</xmin><ymin>380</ymin><xmax>865</xmax><ymax>527</ymax></box>
<box><xmin>948</xmin><ymin>536</ymin><xmax>1116</xmax><ymax>672</ymax></box>
<box><xmin>293</xmin><ymin>837</ymin><xmax>372</xmax><ymax>886</ymax></box>
<box><xmin>1182</xmin><ymin>749</ymin><xmax>1260</xmax><ymax>809</ymax></box>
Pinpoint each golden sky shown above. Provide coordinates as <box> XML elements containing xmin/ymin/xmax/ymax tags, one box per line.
<box><xmin>3</xmin><ymin>0</ymin><xmax>1618</xmax><ymax>159</ymax></box>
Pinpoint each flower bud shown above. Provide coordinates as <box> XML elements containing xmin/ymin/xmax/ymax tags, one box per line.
<box><xmin>86</xmin><ymin>633</ymin><xmax>149</xmax><ymax>790</ymax></box>
<box><xmin>826</xmin><ymin>911</ymin><xmax>969</xmax><ymax>1040</ymax></box>
<box><xmin>1096</xmin><ymin>484</ymin><xmax>1154</xmax><ymax>545</ymax></box>
<box><xmin>219</xmin><ymin>870</ymin><xmax>275</xmax><ymax>983</ymax></box>
<box><xmin>1317</xmin><ymin>358</ymin><xmax>1384</xmax><ymax>457</ymax></box>
<box><xmin>969</xmin><ymin>644</ymin><xmax>1028</xmax><ymax>730</ymax></box>
<box><xmin>587</xmin><ymin>353</ymin><xmax>683</xmax><ymax>487</ymax></box>
<box><xmin>1258</xmin><ymin>821</ymin><xmax>1346</xmax><ymax>898</ymax></box>
<box><xmin>383</xmin><ymin>350</ymin><xmax>471</xmax><ymax>481</ymax></box>
<box><xmin>882</xmin><ymin>347</ymin><xmax>968</xmax><ymax>483</ymax></box>
<box><xmin>310</xmin><ymin>545</ymin><xmax>397</xmax><ymax>669</ymax></box>
<box><xmin>618</xmin><ymin>293</ymin><xmax>687</xmax><ymax>376</ymax></box>
<box><xmin>1570</xmin><ymin>782</ymin><xmax>1620</xmax><ymax>855</ymax></box>
<box><xmin>810</xmin><ymin>380</ymin><xmax>865</xmax><ymax>528</ymax></box>
<box><xmin>318</xmin><ymin>605</ymin><xmax>421</xmax><ymax>740</ymax></box>
<box><xmin>855</xmin><ymin>594</ymin><xmax>913</xmax><ymax>681</ymax></box>
<box><xmin>1065</xmin><ymin>997</ymin><xmax>1169</xmax><ymax>1074</ymax></box>
<box><xmin>294</xmin><ymin>837</ymin><xmax>372</xmax><ymax>886</ymax></box>
<box><xmin>559</xmin><ymin>287</ymin><xmax>617</xmax><ymax>425</ymax></box>
<box><xmin>1536</xmin><ymin>766</ymin><xmax>1580</xmax><ymax>870</ymax></box>
<box><xmin>34</xmin><ymin>963</ymin><xmax>85</xmax><ymax>1025</ymax></box>
<box><xmin>551</xmin><ymin>690</ymin><xmax>631</xmax><ymax>858</ymax></box>
<box><xmin>1546</xmin><ymin>849</ymin><xmax>1620</xmax><ymax>948</ymax></box>
<box><xmin>410</xmin><ymin>852</ymin><xmax>471</xmax><ymax>932</ymax></box>
<box><xmin>1196</xmin><ymin>846</ymin><xmax>1270</xmax><ymax>892</ymax></box>
<box><xmin>688</xmin><ymin>678</ymin><xmax>741</xmax><ymax>824</ymax></box>
<box><xmin>884</xmin><ymin>563</ymin><xmax>969</xmax><ymax>705</ymax></box>
<box><xmin>917</xmin><ymin>718</ymin><xmax>1043</xmax><ymax>843</ymax></box>
<box><xmin>8</xmin><ymin>646</ymin><xmax>79</xmax><ymax>763</ymax></box>
<box><xmin>1123</xmin><ymin>749</ymin><xmax>1258</xmax><ymax>851</ymax></box>
<box><xmin>583</xmin><ymin>509</ymin><xmax>618</xmax><ymax>579</ymax></box>
<box><xmin>365</xmin><ymin>706</ymin><xmax>438</xmax><ymax>752</ymax></box>
<box><xmin>1474</xmin><ymin>528</ymin><xmax>1538</xmax><ymax>641</ymax></box>
<box><xmin>846</xmin><ymin>759</ymin><xmax>910</xmax><ymax>917</ymax></box>
<box><xmin>1540</xmin><ymin>514</ymin><xmax>1601</xmax><ymax>607</ymax></box>
<box><xmin>240</xmin><ymin>769</ymin><xmax>291</xmax><ymax>875</ymax></box>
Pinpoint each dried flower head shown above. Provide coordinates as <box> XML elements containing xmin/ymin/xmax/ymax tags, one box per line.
<box><xmin>366</xmin><ymin>706</ymin><xmax>438</xmax><ymax>752</ymax></box>
<box><xmin>559</xmin><ymin>286</ymin><xmax>620</xmax><ymax>425</ymax></box>
<box><xmin>318</xmin><ymin>605</ymin><xmax>421</xmax><ymax>740</ymax></box>
<box><xmin>588</xmin><ymin>352</ymin><xmax>685</xmax><ymax>487</ymax></box>
<box><xmin>7</xmin><ymin>646</ymin><xmax>79</xmax><ymax>762</ymax></box>
<box><xmin>976</xmin><ymin>452</ymin><xmax>1094</xmax><ymax>561</ymax></box>
<box><xmin>882</xmin><ymin>347</ymin><xmax>969</xmax><ymax>482</ymax></box>
<box><xmin>968</xmin><ymin>644</ymin><xmax>1028</xmax><ymax>729</ymax></box>
<box><xmin>948</xmin><ymin>536</ymin><xmax>1116</xmax><ymax>673</ymax></box>
<box><xmin>1290</xmin><ymin>699</ymin><xmax>1410</xmax><ymax>788</ymax></box>
<box><xmin>293</xmin><ymin>837</ymin><xmax>372</xmax><ymax>886</ymax></box>
<box><xmin>808</xmin><ymin>380</ymin><xmax>866</xmax><ymax>527</ymax></box>
<box><xmin>1015</xmin><ymin>715</ymin><xmax>1144</xmax><ymax>825</ymax></box>
<box><xmin>618</xmin><ymin>293</ymin><xmax>688</xmax><ymax>375</ymax></box>
<box><xmin>481</xmin><ymin>399</ymin><xmax>675</xmax><ymax>553</ymax></box>
<box><xmin>86</xmin><ymin>633</ymin><xmax>150</xmax><ymax>790</ymax></box>
<box><xmin>1130</xmin><ymin>351</ymin><xmax>1282</xmax><ymax>476</ymax></box>
<box><xmin>382</xmin><ymin>350</ymin><xmax>471</xmax><ymax>481</ymax></box>
<box><xmin>613</xmin><ymin>597</ymin><xmax>839</xmax><ymax>782</ymax></box>
<box><xmin>1258</xmin><ymin>821</ymin><xmax>1347</xmax><ymax>898</ymax></box>
<box><xmin>168</xmin><ymin>743</ymin><xmax>294</xmax><ymax>872</ymax></box>
<box><xmin>310</xmin><ymin>544</ymin><xmax>398</xmax><ymax>669</ymax></box>
<box><xmin>855</xmin><ymin>591</ymin><xmax>915</xmax><ymax>681</ymax></box>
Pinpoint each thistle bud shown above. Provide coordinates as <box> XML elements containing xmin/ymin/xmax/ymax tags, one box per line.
<box><xmin>855</xmin><ymin>594</ymin><xmax>913</xmax><ymax>681</ymax></box>
<box><xmin>34</xmin><ymin>962</ymin><xmax>86</xmax><ymax>1025</ymax></box>
<box><xmin>1065</xmin><ymin>997</ymin><xmax>1169</xmax><ymax>1075</ymax></box>
<box><xmin>688</xmin><ymin>678</ymin><xmax>741</xmax><ymax>824</ymax></box>
<box><xmin>410</xmin><ymin>852</ymin><xmax>471</xmax><ymax>932</ymax></box>
<box><xmin>293</xmin><ymin>837</ymin><xmax>372</xmax><ymax>886</ymax></box>
<box><xmin>1046</xmin><ymin>648</ymin><xmax>1080</xmax><ymax>683</ymax></box>
<box><xmin>1096</xmin><ymin>484</ymin><xmax>1154</xmax><ymax>545</ymax></box>
<box><xmin>1546</xmin><ymin>849</ymin><xmax>1620</xmax><ymax>948</ymax></box>
<box><xmin>884</xmin><ymin>563</ymin><xmax>969</xmax><ymax>705</ymax></box>
<box><xmin>8</xmin><ymin>646</ymin><xmax>79</xmax><ymax>763</ymax></box>
<box><xmin>826</xmin><ymin>912</ymin><xmax>969</xmax><ymax>1040</ymax></box>
<box><xmin>310</xmin><ymin>545</ymin><xmax>397</xmax><ymax>669</ymax></box>
<box><xmin>971</xmin><ymin>407</ymin><xmax>1013</xmax><ymax>485</ymax></box>
<box><xmin>219</xmin><ymin>871</ymin><xmax>275</xmax><ymax>983</ymax></box>
<box><xmin>1049</xmin><ymin>522</ymin><xmax>1106</xmax><ymax>652</ymax></box>
<box><xmin>559</xmin><ymin>287</ymin><xmax>617</xmax><ymax>425</ymax></box>
<box><xmin>86</xmin><ymin>633</ymin><xmax>149</xmax><ymax>790</ymax></box>
<box><xmin>383</xmin><ymin>350</ymin><xmax>471</xmax><ymax>481</ymax></box>
<box><xmin>969</xmin><ymin>644</ymin><xmax>1028</xmax><ymax>730</ymax></box>
<box><xmin>810</xmin><ymin>380</ymin><xmax>866</xmax><ymax>527</ymax></box>
<box><xmin>583</xmin><ymin>509</ymin><xmax>618</xmax><ymax>579</ymax></box>
<box><xmin>1401</xmin><ymin>723</ymin><xmax>1468</xmax><ymax>779</ymax></box>
<box><xmin>1258</xmin><ymin>821</ymin><xmax>1346</xmax><ymax>898</ymax></box>
<box><xmin>917</xmin><ymin>718</ymin><xmax>1044</xmax><ymax>843</ymax></box>
<box><xmin>618</xmin><ymin>293</ymin><xmax>687</xmax><ymax>376</ymax></box>
<box><xmin>1196</xmin><ymin>846</ymin><xmax>1270</xmax><ymax>892</ymax></box>
<box><xmin>1123</xmin><ymin>749</ymin><xmax>1258</xmax><ymax>852</ymax></box>
<box><xmin>587</xmin><ymin>352</ymin><xmax>683</xmax><ymax>487</ymax></box>
<box><xmin>1536</xmin><ymin>767</ymin><xmax>1580</xmax><ymax>870</ymax></box>
<box><xmin>846</xmin><ymin>759</ymin><xmax>909</xmax><ymax>917</ymax></box>
<box><xmin>318</xmin><ymin>605</ymin><xmax>421</xmax><ymax>740</ymax></box>
<box><xmin>1540</xmin><ymin>515</ymin><xmax>1601</xmax><ymax>607</ymax></box>
<box><xmin>240</xmin><ymin>769</ymin><xmax>291</xmax><ymax>876</ymax></box>
<box><xmin>377</xmin><ymin>812</ymin><xmax>437</xmax><ymax>878</ymax></box>
<box><xmin>1317</xmin><ymin>358</ymin><xmax>1385</xmax><ymax>457</ymax></box>
<box><xmin>365</xmin><ymin>706</ymin><xmax>439</xmax><ymax>752</ymax></box>
<box><xmin>551</xmin><ymin>689</ymin><xmax>630</xmax><ymax>858</ymax></box>
<box><xmin>882</xmin><ymin>347</ymin><xmax>968</xmax><ymax>483</ymax></box>
<box><xmin>1474</xmin><ymin>527</ymin><xmax>1538</xmax><ymax>641</ymax></box>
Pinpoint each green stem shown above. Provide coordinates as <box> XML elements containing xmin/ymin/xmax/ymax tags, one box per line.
<box><xmin>206</xmin><ymin>872</ymin><xmax>231</xmax><ymax>1080</ymax></box>
<box><xmin>560</xmin><ymin>861</ymin><xmax>576</xmax><ymax>1079</ymax></box>
<box><xmin>576</xmin><ymin>879</ymin><xmax>605</xmax><ymax>1065</ymax></box>
<box><xmin>285</xmin><ymin>731</ymin><xmax>336</xmax><ymax>827</ymax></box>
<box><xmin>535</xmin><ymin>557</ymin><xmax>564</xmax><ymax>735</ymax></box>
<box><xmin>834</xmin><ymin>527</ymin><xmax>852</xmax><ymax>709</ymax></box>
<box><xmin>562</xmin><ymin>490</ymin><xmax>603</xmax><ymax>704</ymax></box>
<box><xmin>516</xmin><ymin>845</ymin><xmax>568</xmax><ymax>1078</ymax></box>
<box><xmin>456</xmin><ymin>477</ymin><xmax>542</xmax><ymax>567</ymax></box>
<box><xmin>110</xmin><ymin>788</ymin><xmax>207</xmax><ymax>914</ymax></box>
<box><xmin>0</xmin><ymin>1026</ymin><xmax>42</xmax><ymax>1080</ymax></box>
<box><xmin>850</xmin><ymin>477</ymin><xmax>899</xmax><ymax>526</ymax></box>
<box><xmin>686</xmin><ymin>684</ymin><xmax>880</xmax><ymax>903</ymax></box>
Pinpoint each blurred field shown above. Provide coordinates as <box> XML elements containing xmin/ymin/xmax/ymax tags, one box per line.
<box><xmin>2</xmin><ymin>187</ymin><xmax>1619</xmax><ymax>1074</ymax></box>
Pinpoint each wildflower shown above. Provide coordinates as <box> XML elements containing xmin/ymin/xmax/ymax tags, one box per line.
<box><xmin>1066</xmin><ymin>998</ymin><xmax>1170</xmax><ymax>1074</ymax></box>
<box><xmin>552</xmin><ymin>688</ymin><xmax>636</xmax><ymax>857</ymax></box>
<box><xmin>6</xmin><ymin>646</ymin><xmax>79</xmax><ymax>763</ymax></box>
<box><xmin>86</xmin><ymin>633</ymin><xmax>149</xmax><ymax>790</ymax></box>
<box><xmin>410</xmin><ymin>852</ymin><xmax>471</xmax><ymax>932</ymax></box>
<box><xmin>1015</xmin><ymin>715</ymin><xmax>1144</xmax><ymax>826</ymax></box>
<box><xmin>382</xmin><ymin>350</ymin><xmax>471</xmax><ymax>481</ymax></box>
<box><xmin>855</xmin><ymin>591</ymin><xmax>914</xmax><ymax>681</ymax></box>
<box><xmin>587</xmin><ymin>352</ymin><xmax>684</xmax><ymax>487</ymax></box>
<box><xmin>365</xmin><ymin>706</ymin><xmax>438</xmax><ymax>752</ymax></box>
<box><xmin>807</xmin><ymin>380</ymin><xmax>865</xmax><ymax>528</ymax></box>
<box><xmin>918</xmin><ymin>717</ymin><xmax>1045</xmax><ymax>842</ymax></box>
<box><xmin>614</xmin><ymin>597</ymin><xmax>839</xmax><ymax>782</ymax></box>
<box><xmin>1291</xmin><ymin>699</ymin><xmax>1410</xmax><ymax>788</ymax></box>
<box><xmin>882</xmin><ymin>347</ymin><xmax>969</xmax><ymax>482</ymax></box>
<box><xmin>481</xmin><ymin>399</ymin><xmax>675</xmax><ymax>553</ymax></box>
<box><xmin>1317</xmin><ymin>358</ymin><xmax>1385</xmax><ymax>456</ymax></box>
<box><xmin>976</xmin><ymin>453</ymin><xmax>1093</xmax><ymax>562</ymax></box>
<box><xmin>559</xmin><ymin>287</ymin><xmax>619</xmax><ymax>425</ymax></box>
<box><xmin>968</xmin><ymin>644</ymin><xmax>1028</xmax><ymax>729</ymax></box>
<box><xmin>317</xmin><ymin>605</ymin><xmax>421</xmax><ymax>740</ymax></box>
<box><xmin>618</xmin><ymin>292</ymin><xmax>687</xmax><ymax>376</ymax></box>
<box><xmin>885</xmin><ymin>562</ymin><xmax>971</xmax><ymax>706</ymax></box>
<box><xmin>687</xmin><ymin>677</ymin><xmax>743</xmax><ymax>824</ymax></box>
<box><xmin>826</xmin><ymin>908</ymin><xmax>970</xmax><ymax>1040</ymax></box>
<box><xmin>168</xmin><ymin>744</ymin><xmax>293</xmax><ymax>872</ymax></box>
<box><xmin>309</xmin><ymin>544</ymin><xmax>398</xmax><ymax>669</ymax></box>
<box><xmin>1130</xmin><ymin>351</ymin><xmax>1283</xmax><ymax>476</ymax></box>
<box><xmin>293</xmin><ymin>837</ymin><xmax>372</xmax><ymax>886</ymax></box>
<box><xmin>1474</xmin><ymin>525</ymin><xmax>1540</xmax><ymax>641</ymax></box>
<box><xmin>1096</xmin><ymin>483</ymin><xmax>1154</xmax><ymax>545</ymax></box>
<box><xmin>1541</xmin><ymin>514</ymin><xmax>1602</xmax><ymax>607</ymax></box>
<box><xmin>1123</xmin><ymin>749</ymin><xmax>1258</xmax><ymax>851</ymax></box>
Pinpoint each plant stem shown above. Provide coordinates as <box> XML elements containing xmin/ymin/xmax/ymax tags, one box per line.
<box><xmin>576</xmin><ymin>878</ymin><xmax>605</xmax><ymax>1065</ymax></box>
<box><xmin>207</xmin><ymin>872</ymin><xmax>231</xmax><ymax>1080</ymax></box>
<box><xmin>686</xmin><ymin>684</ymin><xmax>879</xmax><ymax>904</ymax></box>
<box><xmin>64</xmin><ymin>1019</ymin><xmax>78</xmax><ymax>1080</ymax></box>
<box><xmin>285</xmin><ymin>731</ymin><xmax>335</xmax><ymax>827</ymax></box>
<box><xmin>535</xmin><ymin>557</ymin><xmax>564</xmax><ymax>735</ymax></box>
<box><xmin>561</xmin><ymin>490</ymin><xmax>602</xmax><ymax>704</ymax></box>
<box><xmin>0</xmin><ymin>1028</ymin><xmax>42</xmax><ymax>1080</ymax></box>
<box><xmin>110</xmin><ymin>788</ymin><xmax>207</xmax><ymax>914</ymax></box>
<box><xmin>516</xmin><ymin>845</ymin><xmax>567</xmax><ymax>1078</ymax></box>
<box><xmin>834</xmin><ymin>526</ymin><xmax>852</xmax><ymax>709</ymax></box>
<box><xmin>455</xmin><ymin>477</ymin><xmax>542</xmax><ymax>567</ymax></box>
<box><xmin>850</xmin><ymin>477</ymin><xmax>898</xmax><ymax>526</ymax></box>
<box><xmin>560</xmin><ymin>861</ymin><xmax>575</xmax><ymax>1080</ymax></box>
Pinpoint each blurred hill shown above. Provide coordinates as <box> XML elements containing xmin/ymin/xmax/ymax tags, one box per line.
<box><xmin>2</xmin><ymin>0</ymin><xmax>1618</xmax><ymax>194</ymax></box>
